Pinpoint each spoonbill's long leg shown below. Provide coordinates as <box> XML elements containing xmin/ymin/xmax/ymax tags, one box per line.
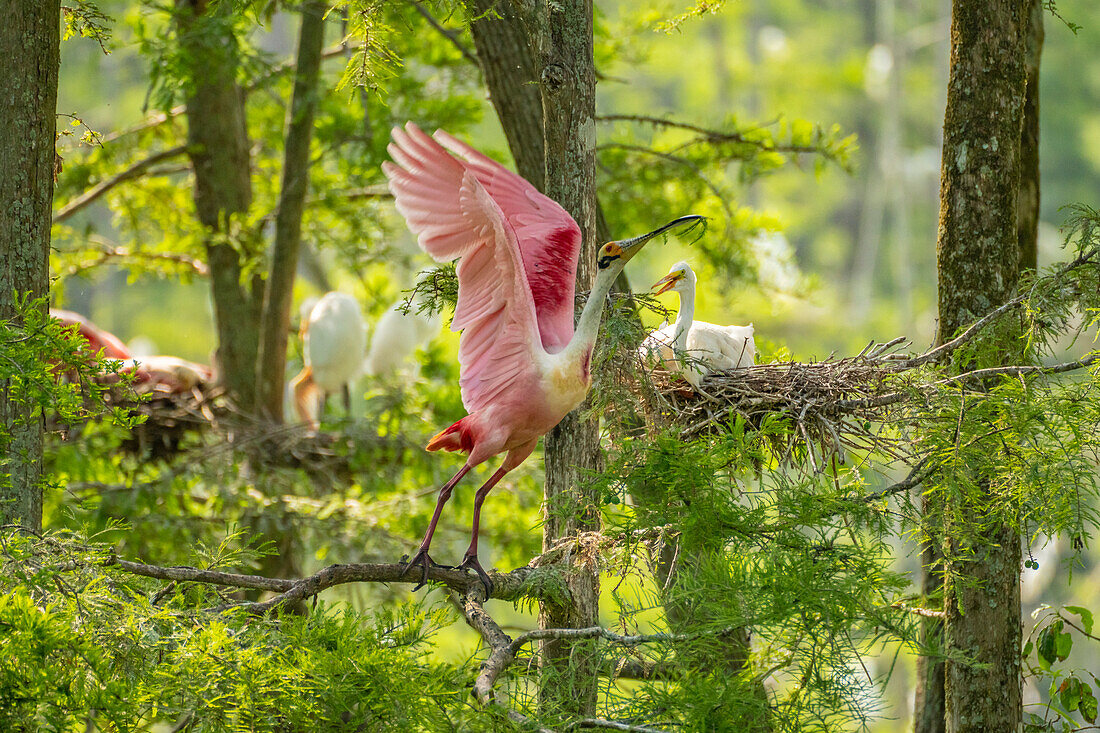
<box><xmin>403</xmin><ymin>462</ymin><xmax>473</xmax><ymax>588</ymax></box>
<box><xmin>456</xmin><ymin>466</ymin><xmax>509</xmax><ymax>595</ymax></box>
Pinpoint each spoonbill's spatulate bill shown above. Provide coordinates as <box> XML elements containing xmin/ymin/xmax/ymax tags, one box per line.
<box><xmin>383</xmin><ymin>122</ymin><xmax>703</xmax><ymax>593</ymax></box>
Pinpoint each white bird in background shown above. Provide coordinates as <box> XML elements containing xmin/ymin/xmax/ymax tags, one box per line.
<box><xmin>640</xmin><ymin>261</ymin><xmax>755</xmax><ymax>389</ymax></box>
<box><xmin>291</xmin><ymin>292</ymin><xmax>367</xmax><ymax>428</ymax></box>
<box><xmin>362</xmin><ymin>299</ymin><xmax>439</xmax><ymax>377</ymax></box>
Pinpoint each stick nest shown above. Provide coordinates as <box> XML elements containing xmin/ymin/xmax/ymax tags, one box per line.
<box><xmin>628</xmin><ymin>338</ymin><xmax>919</xmax><ymax>468</ymax></box>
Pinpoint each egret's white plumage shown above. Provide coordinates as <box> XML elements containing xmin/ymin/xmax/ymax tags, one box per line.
<box><xmin>362</xmin><ymin>300</ymin><xmax>439</xmax><ymax>377</ymax></box>
<box><xmin>640</xmin><ymin>261</ymin><xmax>755</xmax><ymax>389</ymax></box>
<box><xmin>291</xmin><ymin>292</ymin><xmax>367</xmax><ymax>427</ymax></box>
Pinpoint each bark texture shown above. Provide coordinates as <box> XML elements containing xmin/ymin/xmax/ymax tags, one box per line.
<box><xmin>913</xmin><ymin>536</ymin><xmax>946</xmax><ymax>733</ymax></box>
<box><xmin>517</xmin><ymin>0</ymin><xmax>602</xmax><ymax>717</ymax></box>
<box><xmin>256</xmin><ymin>1</ymin><xmax>326</xmax><ymax>423</ymax></box>
<box><xmin>468</xmin><ymin>0</ymin><xmax>545</xmax><ymax>192</ymax></box>
<box><xmin>934</xmin><ymin>1</ymin><xmax>1027</xmax><ymax>731</ymax></box>
<box><xmin>1017</xmin><ymin>0</ymin><xmax>1043</xmax><ymax>274</ymax></box>
<box><xmin>178</xmin><ymin>0</ymin><xmax>261</xmax><ymax>414</ymax></box>
<box><xmin>0</xmin><ymin>0</ymin><xmax>60</xmax><ymax>530</ymax></box>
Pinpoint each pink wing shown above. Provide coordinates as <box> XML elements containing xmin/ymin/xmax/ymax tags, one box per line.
<box><xmin>433</xmin><ymin>130</ymin><xmax>581</xmax><ymax>353</ymax></box>
<box><xmin>383</xmin><ymin>123</ymin><xmax>552</xmax><ymax>414</ymax></box>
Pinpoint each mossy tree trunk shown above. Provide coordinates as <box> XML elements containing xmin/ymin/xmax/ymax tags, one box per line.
<box><xmin>255</xmin><ymin>1</ymin><xmax>326</xmax><ymax>424</ymax></box>
<box><xmin>468</xmin><ymin>0</ymin><xmax>545</xmax><ymax>193</ymax></box>
<box><xmin>1017</xmin><ymin>0</ymin><xmax>1042</xmax><ymax>275</ymax></box>
<box><xmin>933</xmin><ymin>1</ymin><xmax>1028</xmax><ymax>730</ymax></box>
<box><xmin>469</xmin><ymin>3</ymin><xmax>763</xmax><ymax>719</ymax></box>
<box><xmin>0</xmin><ymin>0</ymin><xmax>60</xmax><ymax>531</ymax></box>
<box><xmin>177</xmin><ymin>0</ymin><xmax>262</xmax><ymax>416</ymax></box>
<box><xmin>501</xmin><ymin>0</ymin><xmax>602</xmax><ymax>717</ymax></box>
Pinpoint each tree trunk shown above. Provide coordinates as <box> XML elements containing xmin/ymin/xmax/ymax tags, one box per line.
<box><xmin>177</xmin><ymin>0</ymin><xmax>261</xmax><ymax>415</ymax></box>
<box><xmin>913</xmin><ymin>534</ymin><xmax>946</xmax><ymax>733</ymax></box>
<box><xmin>1017</xmin><ymin>0</ymin><xmax>1042</xmax><ymax>274</ymax></box>
<box><xmin>468</xmin><ymin>0</ymin><xmax>545</xmax><ymax>192</ymax></box>
<box><xmin>513</xmin><ymin>0</ymin><xmax>602</xmax><ymax>718</ymax></box>
<box><xmin>934</xmin><ymin>2</ymin><xmax>1027</xmax><ymax>730</ymax></box>
<box><xmin>0</xmin><ymin>0</ymin><xmax>59</xmax><ymax>531</ymax></box>
<box><xmin>256</xmin><ymin>1</ymin><xmax>326</xmax><ymax>424</ymax></box>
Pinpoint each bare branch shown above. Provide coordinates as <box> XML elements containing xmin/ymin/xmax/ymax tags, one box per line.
<box><xmin>105</xmin><ymin>556</ymin><xmax>540</xmax><ymax>610</ymax></box>
<box><xmin>61</xmin><ymin>244</ymin><xmax>210</xmax><ymax>279</ymax></box>
<box><xmin>407</xmin><ymin>0</ymin><xmax>480</xmax><ymax>67</ymax></box>
<box><xmin>566</xmin><ymin>720</ymin><xmax>672</xmax><ymax>733</ymax></box>
<box><xmin>106</xmin><ymin>557</ymin><xmax>292</xmax><ymax>592</ymax></box>
<box><xmin>53</xmin><ymin>145</ymin><xmax>190</xmax><ymax>223</ymax></box>
<box><xmin>453</xmin><ymin>589</ymin><xmax>517</xmax><ymax>705</ymax></box>
<box><xmin>895</xmin><ymin>296</ymin><xmax>1026</xmax><ymax>368</ymax></box>
<box><xmin>893</xmin><ymin>602</ymin><xmax>945</xmax><ymax>619</ymax></box>
<box><xmin>857</xmin><ymin>457</ymin><xmax>934</xmax><ymax>504</ymax></box>
<box><xmin>597</xmin><ymin>113</ymin><xmax>820</xmax><ymax>155</ymax></box>
<box><xmin>100</xmin><ymin>43</ymin><xmax>360</xmax><ymax>145</ymax></box>
<box><xmin>931</xmin><ymin>352</ymin><xmax>1100</xmax><ymax>386</ymax></box>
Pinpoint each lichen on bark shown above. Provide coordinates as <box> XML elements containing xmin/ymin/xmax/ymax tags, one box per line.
<box><xmin>933</xmin><ymin>1</ymin><xmax>1028</xmax><ymax>731</ymax></box>
<box><xmin>0</xmin><ymin>0</ymin><xmax>61</xmax><ymax>530</ymax></box>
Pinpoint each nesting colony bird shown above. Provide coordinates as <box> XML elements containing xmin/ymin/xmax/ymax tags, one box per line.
<box><xmin>384</xmin><ymin>121</ymin><xmax>702</xmax><ymax>592</ymax></box>
<box><xmin>362</xmin><ymin>299</ymin><xmax>439</xmax><ymax>377</ymax></box>
<box><xmin>640</xmin><ymin>261</ymin><xmax>755</xmax><ymax>390</ymax></box>
<box><xmin>51</xmin><ymin>309</ymin><xmax>133</xmax><ymax>361</ymax></box>
<box><xmin>122</xmin><ymin>356</ymin><xmax>214</xmax><ymax>394</ymax></box>
<box><xmin>291</xmin><ymin>292</ymin><xmax>367</xmax><ymax>429</ymax></box>
<box><xmin>51</xmin><ymin>309</ymin><xmax>215</xmax><ymax>393</ymax></box>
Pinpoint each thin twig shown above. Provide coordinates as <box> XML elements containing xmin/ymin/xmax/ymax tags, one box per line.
<box><xmin>407</xmin><ymin>0</ymin><xmax>480</xmax><ymax>67</ymax></box>
<box><xmin>596</xmin><ymin>113</ymin><xmax>820</xmax><ymax>155</ymax></box>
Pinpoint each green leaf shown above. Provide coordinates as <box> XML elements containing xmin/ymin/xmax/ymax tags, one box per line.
<box><xmin>1083</xmin><ymin>685</ymin><xmax>1098</xmax><ymax>724</ymax></box>
<box><xmin>1038</xmin><ymin>621</ymin><xmax>1063</xmax><ymax>666</ymax></box>
<box><xmin>1061</xmin><ymin>677</ymin><xmax>1082</xmax><ymax>712</ymax></box>
<box><xmin>1065</xmin><ymin>606</ymin><xmax>1094</xmax><ymax>635</ymax></box>
<box><xmin>1056</xmin><ymin>629</ymin><xmax>1074</xmax><ymax>661</ymax></box>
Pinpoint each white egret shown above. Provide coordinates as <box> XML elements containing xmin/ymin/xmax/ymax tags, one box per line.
<box><xmin>362</xmin><ymin>300</ymin><xmax>439</xmax><ymax>377</ymax></box>
<box><xmin>640</xmin><ymin>261</ymin><xmax>755</xmax><ymax>389</ymax></box>
<box><xmin>291</xmin><ymin>292</ymin><xmax>367</xmax><ymax>428</ymax></box>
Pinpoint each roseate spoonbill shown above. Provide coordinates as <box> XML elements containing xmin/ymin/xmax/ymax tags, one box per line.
<box><xmin>291</xmin><ymin>292</ymin><xmax>367</xmax><ymax>428</ymax></box>
<box><xmin>640</xmin><ymin>261</ymin><xmax>755</xmax><ymax>390</ymax></box>
<box><xmin>50</xmin><ymin>309</ymin><xmax>132</xmax><ymax>361</ymax></box>
<box><xmin>123</xmin><ymin>356</ymin><xmax>213</xmax><ymax>394</ymax></box>
<box><xmin>362</xmin><ymin>299</ymin><xmax>439</xmax><ymax>377</ymax></box>
<box><xmin>383</xmin><ymin>121</ymin><xmax>702</xmax><ymax>592</ymax></box>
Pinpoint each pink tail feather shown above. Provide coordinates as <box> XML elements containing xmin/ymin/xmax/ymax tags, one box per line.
<box><xmin>426</xmin><ymin>417</ymin><xmax>475</xmax><ymax>454</ymax></box>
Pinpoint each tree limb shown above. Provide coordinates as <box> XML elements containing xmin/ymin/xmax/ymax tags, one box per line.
<box><xmin>597</xmin><ymin>113</ymin><xmax>820</xmax><ymax>155</ymax></box>
<box><xmin>60</xmin><ymin>244</ymin><xmax>210</xmax><ymax>278</ymax></box>
<box><xmin>407</xmin><ymin>0</ymin><xmax>480</xmax><ymax>67</ymax></box>
<box><xmin>566</xmin><ymin>720</ymin><xmax>671</xmax><ymax>733</ymax></box>
<box><xmin>104</xmin><ymin>556</ymin><xmax>540</xmax><ymax>607</ymax></box>
<box><xmin>100</xmin><ymin>44</ymin><xmax>360</xmax><ymax>145</ymax></box>
<box><xmin>53</xmin><ymin>145</ymin><xmax>190</xmax><ymax>223</ymax></box>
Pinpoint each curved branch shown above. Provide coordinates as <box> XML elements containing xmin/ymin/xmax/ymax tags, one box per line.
<box><xmin>407</xmin><ymin>0</ymin><xmax>480</xmax><ymax>67</ymax></box>
<box><xmin>597</xmin><ymin>113</ymin><xmax>820</xmax><ymax>155</ymax></box>
<box><xmin>105</xmin><ymin>556</ymin><xmax>539</xmax><ymax>608</ymax></box>
<box><xmin>53</xmin><ymin>145</ymin><xmax>190</xmax><ymax>223</ymax></box>
<box><xmin>61</xmin><ymin>244</ymin><xmax>210</xmax><ymax>279</ymax></box>
<box><xmin>596</xmin><ymin>142</ymin><xmax>734</xmax><ymax>223</ymax></box>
